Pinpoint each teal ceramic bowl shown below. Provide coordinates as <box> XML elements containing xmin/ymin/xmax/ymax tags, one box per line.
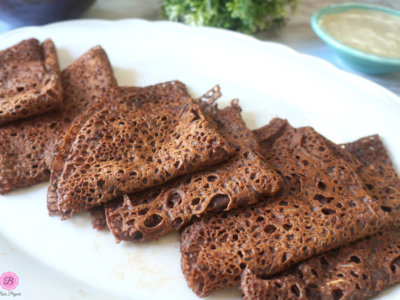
<box><xmin>311</xmin><ymin>4</ymin><xmax>400</xmax><ymax>74</ymax></box>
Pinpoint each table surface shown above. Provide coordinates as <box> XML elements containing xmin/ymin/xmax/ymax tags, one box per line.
<box><xmin>0</xmin><ymin>0</ymin><xmax>399</xmax><ymax>96</ymax></box>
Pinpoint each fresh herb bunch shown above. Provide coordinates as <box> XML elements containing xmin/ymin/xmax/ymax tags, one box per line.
<box><xmin>162</xmin><ymin>0</ymin><xmax>298</xmax><ymax>34</ymax></box>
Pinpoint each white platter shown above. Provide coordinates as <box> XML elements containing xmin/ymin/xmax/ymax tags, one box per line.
<box><xmin>0</xmin><ymin>19</ymin><xmax>399</xmax><ymax>300</ymax></box>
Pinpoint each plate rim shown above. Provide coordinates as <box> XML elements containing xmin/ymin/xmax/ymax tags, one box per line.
<box><xmin>0</xmin><ymin>18</ymin><xmax>399</xmax><ymax>107</ymax></box>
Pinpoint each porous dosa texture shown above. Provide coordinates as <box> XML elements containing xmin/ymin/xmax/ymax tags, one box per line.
<box><xmin>49</xmin><ymin>82</ymin><xmax>234</xmax><ymax>218</ymax></box>
<box><xmin>47</xmin><ymin>87</ymin><xmax>138</xmax><ymax>215</ymax></box>
<box><xmin>241</xmin><ymin>228</ymin><xmax>400</xmax><ymax>300</ymax></box>
<box><xmin>241</xmin><ymin>134</ymin><xmax>400</xmax><ymax>300</ymax></box>
<box><xmin>104</xmin><ymin>99</ymin><xmax>281</xmax><ymax>242</ymax></box>
<box><xmin>343</xmin><ymin>135</ymin><xmax>400</xmax><ymax>189</ymax></box>
<box><xmin>180</xmin><ymin>119</ymin><xmax>400</xmax><ymax>297</ymax></box>
<box><xmin>0</xmin><ymin>38</ymin><xmax>62</xmax><ymax>125</ymax></box>
<box><xmin>0</xmin><ymin>46</ymin><xmax>117</xmax><ymax>194</ymax></box>
<box><xmin>89</xmin><ymin>205</ymin><xmax>108</xmax><ymax>231</ymax></box>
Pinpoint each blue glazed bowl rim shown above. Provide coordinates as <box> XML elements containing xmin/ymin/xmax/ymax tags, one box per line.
<box><xmin>311</xmin><ymin>3</ymin><xmax>400</xmax><ymax>66</ymax></box>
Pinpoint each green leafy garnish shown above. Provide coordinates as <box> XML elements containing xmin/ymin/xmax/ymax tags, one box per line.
<box><xmin>162</xmin><ymin>0</ymin><xmax>298</xmax><ymax>34</ymax></box>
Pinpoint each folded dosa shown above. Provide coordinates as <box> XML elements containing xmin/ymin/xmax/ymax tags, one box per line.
<box><xmin>0</xmin><ymin>46</ymin><xmax>117</xmax><ymax>193</ymax></box>
<box><xmin>180</xmin><ymin>119</ymin><xmax>400</xmax><ymax>297</ymax></box>
<box><xmin>0</xmin><ymin>38</ymin><xmax>62</xmax><ymax>125</ymax></box>
<box><xmin>48</xmin><ymin>82</ymin><xmax>234</xmax><ymax>218</ymax></box>
<box><xmin>241</xmin><ymin>134</ymin><xmax>400</xmax><ymax>300</ymax></box>
<box><xmin>105</xmin><ymin>99</ymin><xmax>281</xmax><ymax>242</ymax></box>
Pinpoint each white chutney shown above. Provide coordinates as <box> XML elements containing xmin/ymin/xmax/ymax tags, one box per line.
<box><xmin>320</xmin><ymin>9</ymin><xmax>400</xmax><ymax>58</ymax></box>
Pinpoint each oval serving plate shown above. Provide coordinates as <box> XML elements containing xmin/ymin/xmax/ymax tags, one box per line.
<box><xmin>0</xmin><ymin>19</ymin><xmax>399</xmax><ymax>300</ymax></box>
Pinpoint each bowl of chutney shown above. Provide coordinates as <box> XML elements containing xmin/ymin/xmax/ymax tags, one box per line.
<box><xmin>311</xmin><ymin>3</ymin><xmax>400</xmax><ymax>74</ymax></box>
